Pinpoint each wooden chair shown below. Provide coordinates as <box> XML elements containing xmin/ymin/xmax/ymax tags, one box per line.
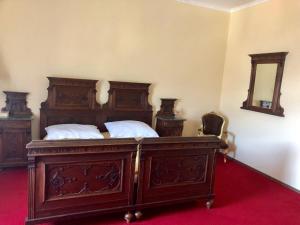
<box><xmin>198</xmin><ymin>112</ymin><xmax>229</xmax><ymax>163</ymax></box>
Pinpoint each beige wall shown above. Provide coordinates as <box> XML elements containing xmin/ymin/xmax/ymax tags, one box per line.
<box><xmin>221</xmin><ymin>0</ymin><xmax>300</xmax><ymax>190</ymax></box>
<box><xmin>0</xmin><ymin>0</ymin><xmax>229</xmax><ymax>138</ymax></box>
<box><xmin>2</xmin><ymin>0</ymin><xmax>299</xmax><ymax>191</ymax></box>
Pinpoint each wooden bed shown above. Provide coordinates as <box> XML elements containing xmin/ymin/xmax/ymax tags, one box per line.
<box><xmin>26</xmin><ymin>77</ymin><xmax>220</xmax><ymax>225</ymax></box>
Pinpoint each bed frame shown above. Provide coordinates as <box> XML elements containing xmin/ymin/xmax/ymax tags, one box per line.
<box><xmin>40</xmin><ymin>77</ymin><xmax>152</xmax><ymax>138</ymax></box>
<box><xmin>26</xmin><ymin>77</ymin><xmax>220</xmax><ymax>225</ymax></box>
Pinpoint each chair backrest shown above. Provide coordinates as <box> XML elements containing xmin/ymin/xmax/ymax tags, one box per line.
<box><xmin>202</xmin><ymin>112</ymin><xmax>225</xmax><ymax>139</ymax></box>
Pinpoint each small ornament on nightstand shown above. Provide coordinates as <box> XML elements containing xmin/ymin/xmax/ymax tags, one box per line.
<box><xmin>1</xmin><ymin>91</ymin><xmax>32</xmax><ymax>118</ymax></box>
<box><xmin>156</xmin><ymin>98</ymin><xmax>177</xmax><ymax>118</ymax></box>
<box><xmin>156</xmin><ymin>98</ymin><xmax>185</xmax><ymax>137</ymax></box>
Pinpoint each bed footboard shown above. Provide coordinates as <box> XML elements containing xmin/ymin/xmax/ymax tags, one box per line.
<box><xmin>26</xmin><ymin>139</ymin><xmax>137</xmax><ymax>225</ymax></box>
<box><xmin>136</xmin><ymin>137</ymin><xmax>219</xmax><ymax>212</ymax></box>
<box><xmin>26</xmin><ymin>136</ymin><xmax>220</xmax><ymax>224</ymax></box>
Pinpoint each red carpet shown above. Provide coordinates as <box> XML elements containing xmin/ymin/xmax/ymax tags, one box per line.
<box><xmin>1</xmin><ymin>156</ymin><xmax>300</xmax><ymax>225</ymax></box>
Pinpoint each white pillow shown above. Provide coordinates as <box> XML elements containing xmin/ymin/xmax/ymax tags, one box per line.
<box><xmin>104</xmin><ymin>120</ymin><xmax>159</xmax><ymax>138</ymax></box>
<box><xmin>44</xmin><ymin>124</ymin><xmax>104</xmax><ymax>140</ymax></box>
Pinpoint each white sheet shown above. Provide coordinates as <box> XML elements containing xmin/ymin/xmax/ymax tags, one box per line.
<box><xmin>104</xmin><ymin>120</ymin><xmax>159</xmax><ymax>138</ymax></box>
<box><xmin>44</xmin><ymin>124</ymin><xmax>104</xmax><ymax>140</ymax></box>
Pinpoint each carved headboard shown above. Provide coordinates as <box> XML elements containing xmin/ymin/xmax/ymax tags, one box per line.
<box><xmin>40</xmin><ymin>77</ymin><xmax>153</xmax><ymax>139</ymax></box>
<box><xmin>102</xmin><ymin>81</ymin><xmax>153</xmax><ymax>129</ymax></box>
<box><xmin>40</xmin><ymin>77</ymin><xmax>102</xmax><ymax>138</ymax></box>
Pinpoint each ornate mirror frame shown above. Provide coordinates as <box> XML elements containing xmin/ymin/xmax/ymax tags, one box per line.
<box><xmin>241</xmin><ymin>52</ymin><xmax>288</xmax><ymax>117</ymax></box>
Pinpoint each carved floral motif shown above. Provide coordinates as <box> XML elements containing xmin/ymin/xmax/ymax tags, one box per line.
<box><xmin>96</xmin><ymin>165</ymin><xmax>120</xmax><ymax>191</ymax></box>
<box><xmin>55</xmin><ymin>86</ymin><xmax>89</xmax><ymax>106</ymax></box>
<box><xmin>150</xmin><ymin>155</ymin><xmax>208</xmax><ymax>187</ymax></box>
<box><xmin>50</xmin><ymin>168</ymin><xmax>77</xmax><ymax>195</ymax></box>
<box><xmin>47</xmin><ymin>161</ymin><xmax>122</xmax><ymax>198</ymax></box>
<box><xmin>28</xmin><ymin>146</ymin><xmax>134</xmax><ymax>155</ymax></box>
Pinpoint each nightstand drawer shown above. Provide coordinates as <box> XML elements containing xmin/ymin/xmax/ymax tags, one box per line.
<box><xmin>158</xmin><ymin>120</ymin><xmax>184</xmax><ymax>128</ymax></box>
<box><xmin>0</xmin><ymin>120</ymin><xmax>31</xmax><ymax>129</ymax></box>
<box><xmin>155</xmin><ymin>116</ymin><xmax>185</xmax><ymax>137</ymax></box>
<box><xmin>0</xmin><ymin>118</ymin><xmax>32</xmax><ymax>168</ymax></box>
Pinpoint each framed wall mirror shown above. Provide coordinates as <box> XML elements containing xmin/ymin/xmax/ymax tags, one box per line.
<box><xmin>241</xmin><ymin>52</ymin><xmax>288</xmax><ymax>117</ymax></box>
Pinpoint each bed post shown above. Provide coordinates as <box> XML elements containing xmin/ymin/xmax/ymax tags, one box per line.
<box><xmin>25</xmin><ymin>156</ymin><xmax>36</xmax><ymax>225</ymax></box>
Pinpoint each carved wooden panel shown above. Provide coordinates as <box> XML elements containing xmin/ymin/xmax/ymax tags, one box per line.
<box><xmin>40</xmin><ymin>77</ymin><xmax>102</xmax><ymax>138</ymax></box>
<box><xmin>41</xmin><ymin>77</ymin><xmax>100</xmax><ymax>110</ymax></box>
<box><xmin>54</xmin><ymin>86</ymin><xmax>90</xmax><ymax>108</ymax></box>
<box><xmin>45</xmin><ymin>111</ymin><xmax>100</xmax><ymax>127</ymax></box>
<box><xmin>136</xmin><ymin>137</ymin><xmax>219</xmax><ymax>208</ymax></box>
<box><xmin>115</xmin><ymin>89</ymin><xmax>143</xmax><ymax>109</ymax></box>
<box><xmin>156</xmin><ymin>98</ymin><xmax>177</xmax><ymax>117</ymax></box>
<box><xmin>155</xmin><ymin>117</ymin><xmax>185</xmax><ymax>137</ymax></box>
<box><xmin>103</xmin><ymin>81</ymin><xmax>153</xmax><ymax>127</ymax></box>
<box><xmin>46</xmin><ymin>160</ymin><xmax>123</xmax><ymax>200</ymax></box>
<box><xmin>3</xmin><ymin>130</ymin><xmax>23</xmax><ymax>160</ymax></box>
<box><xmin>0</xmin><ymin>119</ymin><xmax>31</xmax><ymax>168</ymax></box>
<box><xmin>1</xmin><ymin>91</ymin><xmax>32</xmax><ymax>118</ymax></box>
<box><xmin>150</xmin><ymin>155</ymin><xmax>208</xmax><ymax>188</ymax></box>
<box><xmin>29</xmin><ymin>146</ymin><xmax>136</xmax><ymax>223</ymax></box>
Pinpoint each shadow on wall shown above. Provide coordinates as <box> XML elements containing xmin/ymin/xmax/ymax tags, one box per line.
<box><xmin>0</xmin><ymin>50</ymin><xmax>11</xmax><ymax>107</ymax></box>
<box><xmin>148</xmin><ymin>82</ymin><xmax>158</xmax><ymax>128</ymax></box>
<box><xmin>0</xmin><ymin>50</ymin><xmax>10</xmax><ymax>82</ymax></box>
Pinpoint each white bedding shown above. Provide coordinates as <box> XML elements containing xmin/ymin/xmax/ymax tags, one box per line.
<box><xmin>44</xmin><ymin>124</ymin><xmax>104</xmax><ymax>140</ymax></box>
<box><xmin>104</xmin><ymin>120</ymin><xmax>159</xmax><ymax>138</ymax></box>
<box><xmin>44</xmin><ymin>121</ymin><xmax>159</xmax><ymax>140</ymax></box>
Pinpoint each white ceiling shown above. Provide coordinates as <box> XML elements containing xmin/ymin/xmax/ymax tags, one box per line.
<box><xmin>177</xmin><ymin>0</ymin><xmax>269</xmax><ymax>12</ymax></box>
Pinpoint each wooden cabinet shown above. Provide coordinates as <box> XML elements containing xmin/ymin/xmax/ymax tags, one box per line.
<box><xmin>0</xmin><ymin>118</ymin><xmax>32</xmax><ymax>169</ymax></box>
<box><xmin>155</xmin><ymin>98</ymin><xmax>185</xmax><ymax>137</ymax></box>
<box><xmin>156</xmin><ymin>116</ymin><xmax>185</xmax><ymax>137</ymax></box>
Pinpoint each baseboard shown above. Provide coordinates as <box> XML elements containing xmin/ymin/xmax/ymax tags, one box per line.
<box><xmin>219</xmin><ymin>153</ymin><xmax>300</xmax><ymax>194</ymax></box>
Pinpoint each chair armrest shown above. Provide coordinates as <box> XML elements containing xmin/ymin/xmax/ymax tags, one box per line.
<box><xmin>222</xmin><ymin>131</ymin><xmax>235</xmax><ymax>145</ymax></box>
<box><xmin>197</xmin><ymin>127</ymin><xmax>204</xmax><ymax>136</ymax></box>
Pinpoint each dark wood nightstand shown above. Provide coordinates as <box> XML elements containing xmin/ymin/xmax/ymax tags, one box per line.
<box><xmin>0</xmin><ymin>117</ymin><xmax>32</xmax><ymax>169</ymax></box>
<box><xmin>156</xmin><ymin>116</ymin><xmax>185</xmax><ymax>137</ymax></box>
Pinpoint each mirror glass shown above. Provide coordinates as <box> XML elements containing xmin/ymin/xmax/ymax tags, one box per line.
<box><xmin>252</xmin><ymin>64</ymin><xmax>277</xmax><ymax>109</ymax></box>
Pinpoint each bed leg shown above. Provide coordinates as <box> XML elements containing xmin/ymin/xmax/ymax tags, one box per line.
<box><xmin>135</xmin><ymin>211</ymin><xmax>143</xmax><ymax>220</ymax></box>
<box><xmin>206</xmin><ymin>199</ymin><xmax>214</xmax><ymax>209</ymax></box>
<box><xmin>124</xmin><ymin>211</ymin><xmax>134</xmax><ymax>223</ymax></box>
